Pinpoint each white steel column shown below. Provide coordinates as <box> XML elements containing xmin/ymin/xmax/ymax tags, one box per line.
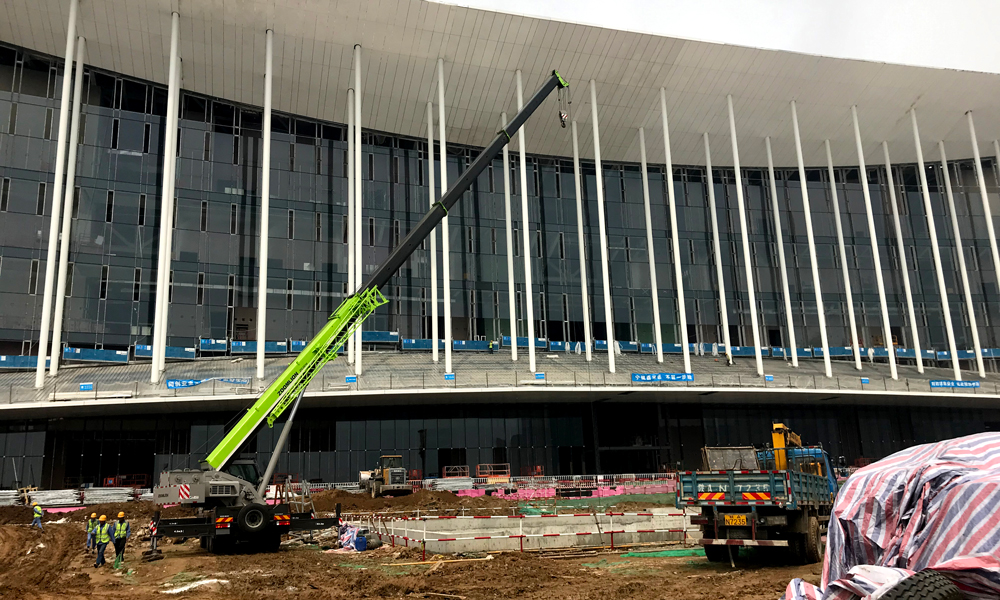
<box><xmin>704</xmin><ymin>133</ymin><xmax>731</xmax><ymax>362</ymax></box>
<box><xmin>35</xmin><ymin>0</ymin><xmax>78</xmax><ymax>387</ymax></box>
<box><xmin>346</xmin><ymin>89</ymin><xmax>355</xmax><ymax>364</ymax></box>
<box><xmin>790</xmin><ymin>101</ymin><xmax>832</xmax><ymax>377</ymax></box>
<box><xmin>765</xmin><ymin>137</ymin><xmax>797</xmax><ymax>367</ymax></box>
<box><xmin>882</xmin><ymin>142</ymin><xmax>924</xmax><ymax>373</ymax></box>
<box><xmin>438</xmin><ymin>59</ymin><xmax>452</xmax><ymax>374</ymax></box>
<box><xmin>428</xmin><ymin>103</ymin><xmax>439</xmax><ymax>362</ymax></box>
<box><xmin>824</xmin><ymin>140</ymin><xmax>862</xmax><ymax>370</ymax></box>
<box><xmin>940</xmin><ymin>142</ymin><xmax>985</xmax><ymax>377</ymax></box>
<box><xmin>910</xmin><ymin>109</ymin><xmax>960</xmax><ymax>380</ymax></box>
<box><xmin>851</xmin><ymin>107</ymin><xmax>897</xmax><ymax>379</ymax></box>
<box><xmin>50</xmin><ymin>37</ymin><xmax>86</xmax><ymax>377</ymax></box>
<box><xmin>571</xmin><ymin>121</ymin><xmax>592</xmax><ymax>362</ymax></box>
<box><xmin>515</xmin><ymin>71</ymin><xmax>536</xmax><ymax>373</ymax></box>
<box><xmin>727</xmin><ymin>96</ymin><xmax>763</xmax><ymax>376</ymax></box>
<box><xmin>638</xmin><ymin>128</ymin><xmax>663</xmax><ymax>363</ymax></box>
<box><xmin>151</xmin><ymin>12</ymin><xmax>180</xmax><ymax>383</ymax></box>
<box><xmin>255</xmin><ymin>29</ymin><xmax>273</xmax><ymax>380</ymax></box>
<box><xmin>969</xmin><ymin>113</ymin><xmax>1000</xmax><ymax>363</ymax></box>
<box><xmin>354</xmin><ymin>46</ymin><xmax>363</xmax><ymax>376</ymax></box>
<box><xmin>661</xmin><ymin>89</ymin><xmax>689</xmax><ymax>373</ymax></box>
<box><xmin>589</xmin><ymin>80</ymin><xmax>614</xmax><ymax>373</ymax></box>
<box><xmin>157</xmin><ymin>57</ymin><xmax>181</xmax><ymax>377</ymax></box>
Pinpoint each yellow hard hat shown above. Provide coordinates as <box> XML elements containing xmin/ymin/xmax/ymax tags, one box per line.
<box><xmin>117</xmin><ymin>511</ymin><xmax>125</xmax><ymax>518</ymax></box>
<box><xmin>32</xmin><ymin>502</ymin><xmax>38</xmax><ymax>506</ymax></box>
<box><xmin>99</xmin><ymin>515</ymin><xmax>107</xmax><ymax>522</ymax></box>
<box><xmin>91</xmin><ymin>512</ymin><xmax>97</xmax><ymax>518</ymax></box>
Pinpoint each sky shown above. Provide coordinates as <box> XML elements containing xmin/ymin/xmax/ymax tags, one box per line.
<box><xmin>433</xmin><ymin>0</ymin><xmax>1000</xmax><ymax>74</ymax></box>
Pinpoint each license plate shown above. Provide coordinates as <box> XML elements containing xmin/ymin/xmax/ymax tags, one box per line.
<box><xmin>724</xmin><ymin>514</ymin><xmax>748</xmax><ymax>526</ymax></box>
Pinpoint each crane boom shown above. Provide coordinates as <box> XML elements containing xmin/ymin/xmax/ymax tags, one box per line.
<box><xmin>204</xmin><ymin>70</ymin><xmax>569</xmax><ymax>471</ymax></box>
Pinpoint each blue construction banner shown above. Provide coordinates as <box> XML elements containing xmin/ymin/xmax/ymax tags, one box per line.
<box><xmin>631</xmin><ymin>372</ymin><xmax>694</xmax><ymax>383</ymax></box>
<box><xmin>929</xmin><ymin>380</ymin><xmax>980</xmax><ymax>388</ymax></box>
<box><xmin>166</xmin><ymin>377</ymin><xmax>250</xmax><ymax>389</ymax></box>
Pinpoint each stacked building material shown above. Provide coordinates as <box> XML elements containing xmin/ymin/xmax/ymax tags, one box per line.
<box><xmin>29</xmin><ymin>489</ymin><xmax>82</xmax><ymax>506</ymax></box>
<box><xmin>0</xmin><ymin>490</ymin><xmax>20</xmax><ymax>506</ymax></box>
<box><xmin>83</xmin><ymin>487</ymin><xmax>134</xmax><ymax>504</ymax></box>
<box><xmin>431</xmin><ymin>477</ymin><xmax>474</xmax><ymax>491</ymax></box>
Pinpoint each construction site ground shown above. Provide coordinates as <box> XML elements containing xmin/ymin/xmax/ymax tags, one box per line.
<box><xmin>0</xmin><ymin>492</ymin><xmax>820</xmax><ymax>599</ymax></box>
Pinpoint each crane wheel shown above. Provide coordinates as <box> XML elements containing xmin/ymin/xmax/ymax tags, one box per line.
<box><xmin>237</xmin><ymin>504</ymin><xmax>268</xmax><ymax>534</ymax></box>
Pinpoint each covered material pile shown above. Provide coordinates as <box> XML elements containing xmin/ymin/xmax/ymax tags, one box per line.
<box><xmin>784</xmin><ymin>433</ymin><xmax>1000</xmax><ymax>599</ymax></box>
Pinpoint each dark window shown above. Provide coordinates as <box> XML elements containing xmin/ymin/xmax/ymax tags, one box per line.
<box><xmin>72</xmin><ymin>187</ymin><xmax>80</xmax><ymax>218</ymax></box>
<box><xmin>314</xmin><ymin>281</ymin><xmax>321</xmax><ymax>311</ymax></box>
<box><xmin>1</xmin><ymin>178</ymin><xmax>9</xmax><ymax>211</ymax></box>
<box><xmin>315</xmin><ymin>212</ymin><xmax>322</xmax><ymax>242</ymax></box>
<box><xmin>342</xmin><ymin>215</ymin><xmax>349</xmax><ymax>243</ymax></box>
<box><xmin>289</xmin><ymin>142</ymin><xmax>295</xmax><ymax>172</ymax></box>
<box><xmin>43</xmin><ymin>107</ymin><xmax>52</xmax><ymax>138</ymax></box>
<box><xmin>227</xmin><ymin>274</ymin><xmax>235</xmax><ymax>307</ymax></box>
<box><xmin>105</xmin><ymin>191</ymin><xmax>114</xmax><ymax>222</ymax></box>
<box><xmin>197</xmin><ymin>272</ymin><xmax>205</xmax><ymax>305</ymax></box>
<box><xmin>316</xmin><ymin>144</ymin><xmax>322</xmax><ymax>174</ymax></box>
<box><xmin>488</xmin><ymin>164</ymin><xmax>495</xmax><ymax>193</ymax></box>
<box><xmin>176</xmin><ymin>127</ymin><xmax>181</xmax><ymax>156</ymax></box>
<box><xmin>133</xmin><ymin>268</ymin><xmax>141</xmax><ymax>301</ymax></box>
<box><xmin>7</xmin><ymin>103</ymin><xmax>16</xmax><ymax>133</ymax></box>
<box><xmin>168</xmin><ymin>270</ymin><xmax>173</xmax><ymax>302</ymax></box>
<box><xmin>287</xmin><ymin>209</ymin><xmax>295</xmax><ymax>239</ymax></box>
<box><xmin>368</xmin><ymin>153</ymin><xmax>374</xmax><ymax>180</ymax></box>
<box><xmin>173</xmin><ymin>199</ymin><xmax>177</xmax><ymax>228</ymax></box>
<box><xmin>558</xmin><ymin>232</ymin><xmax>565</xmax><ymax>259</ymax></box>
<box><xmin>513</xmin><ymin>228</ymin><xmax>519</xmax><ymax>257</ymax></box>
<box><xmin>536</xmin><ymin>230</ymin><xmax>542</xmax><ymax>257</ymax></box>
<box><xmin>625</xmin><ymin>237</ymin><xmax>631</xmax><ymax>261</ymax></box>
<box><xmin>138</xmin><ymin>194</ymin><xmax>146</xmax><ymax>225</ymax></box>
<box><xmin>233</xmin><ymin>135</ymin><xmax>239</xmax><ymax>165</ymax></box>
<box><xmin>393</xmin><ymin>156</ymin><xmax>400</xmax><ymax>183</ymax></box>
<box><xmin>286</xmin><ymin>279</ymin><xmax>293</xmax><ymax>310</ymax></box>
<box><xmin>230</xmin><ymin>204</ymin><xmax>238</xmax><ymax>234</ymax></box>
<box><xmin>79</xmin><ymin>113</ymin><xmax>86</xmax><ymax>142</ymax></box>
<box><xmin>142</xmin><ymin>122</ymin><xmax>151</xmax><ymax>153</ymax></box>
<box><xmin>491</xmin><ymin>228</ymin><xmax>497</xmax><ymax>254</ymax></box>
<box><xmin>393</xmin><ymin>220</ymin><xmax>400</xmax><ymax>247</ymax></box>
<box><xmin>111</xmin><ymin>118</ymin><xmax>119</xmax><ymax>149</ymax></box>
<box><xmin>99</xmin><ymin>265</ymin><xmax>108</xmax><ymax>299</ymax></box>
<box><xmin>29</xmin><ymin>259</ymin><xmax>39</xmax><ymax>294</ymax></box>
<box><xmin>200</xmin><ymin>201</ymin><xmax>208</xmax><ymax>231</ymax></box>
<box><xmin>65</xmin><ymin>263</ymin><xmax>74</xmax><ymax>296</ymax></box>
<box><xmin>203</xmin><ymin>131</ymin><xmax>211</xmax><ymax>161</ymax></box>
<box><xmin>369</xmin><ymin>217</ymin><xmax>375</xmax><ymax>246</ymax></box>
<box><xmin>343</xmin><ymin>149</ymin><xmax>349</xmax><ymax>178</ymax></box>
<box><xmin>36</xmin><ymin>182</ymin><xmax>46</xmax><ymax>216</ymax></box>
<box><xmin>467</xmin><ymin>226</ymin><xmax>474</xmax><ymax>253</ymax></box>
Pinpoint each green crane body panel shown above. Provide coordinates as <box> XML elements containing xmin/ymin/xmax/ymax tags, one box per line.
<box><xmin>202</xmin><ymin>70</ymin><xmax>569</xmax><ymax>473</ymax></box>
<box><xmin>204</xmin><ymin>288</ymin><xmax>386</xmax><ymax>470</ymax></box>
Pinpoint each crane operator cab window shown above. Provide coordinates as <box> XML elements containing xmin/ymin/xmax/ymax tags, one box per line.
<box><xmin>226</xmin><ymin>460</ymin><xmax>262</xmax><ymax>485</ymax></box>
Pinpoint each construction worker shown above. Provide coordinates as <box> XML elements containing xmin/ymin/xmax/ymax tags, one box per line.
<box><xmin>30</xmin><ymin>502</ymin><xmax>44</xmax><ymax>532</ymax></box>
<box><xmin>93</xmin><ymin>515</ymin><xmax>111</xmax><ymax>568</ymax></box>
<box><xmin>112</xmin><ymin>511</ymin><xmax>131</xmax><ymax>569</ymax></box>
<box><xmin>85</xmin><ymin>512</ymin><xmax>98</xmax><ymax>552</ymax></box>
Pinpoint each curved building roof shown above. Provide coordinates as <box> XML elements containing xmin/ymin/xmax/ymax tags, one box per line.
<box><xmin>4</xmin><ymin>0</ymin><xmax>1000</xmax><ymax>167</ymax></box>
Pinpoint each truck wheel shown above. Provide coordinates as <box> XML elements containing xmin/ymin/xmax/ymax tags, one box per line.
<box><xmin>237</xmin><ymin>503</ymin><xmax>269</xmax><ymax>534</ymax></box>
<box><xmin>803</xmin><ymin>516</ymin><xmax>823</xmax><ymax>564</ymax></box>
<box><xmin>704</xmin><ymin>544</ymin><xmax>729</xmax><ymax>563</ymax></box>
<box><xmin>880</xmin><ymin>570</ymin><xmax>963</xmax><ymax>600</ymax></box>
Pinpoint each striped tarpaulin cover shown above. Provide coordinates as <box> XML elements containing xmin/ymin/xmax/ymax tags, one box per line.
<box><xmin>784</xmin><ymin>432</ymin><xmax>1000</xmax><ymax>600</ymax></box>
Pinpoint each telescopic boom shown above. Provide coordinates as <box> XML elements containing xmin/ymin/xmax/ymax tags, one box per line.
<box><xmin>204</xmin><ymin>70</ymin><xmax>569</xmax><ymax>471</ymax></box>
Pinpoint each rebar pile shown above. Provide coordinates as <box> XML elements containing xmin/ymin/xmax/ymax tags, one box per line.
<box><xmin>430</xmin><ymin>478</ymin><xmax>474</xmax><ymax>491</ymax></box>
<box><xmin>0</xmin><ymin>490</ymin><xmax>19</xmax><ymax>506</ymax></box>
<box><xmin>29</xmin><ymin>489</ymin><xmax>81</xmax><ymax>505</ymax></box>
<box><xmin>82</xmin><ymin>487</ymin><xmax>134</xmax><ymax>503</ymax></box>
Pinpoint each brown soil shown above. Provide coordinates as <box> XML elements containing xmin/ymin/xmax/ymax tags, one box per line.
<box><xmin>312</xmin><ymin>489</ymin><xmax>517</xmax><ymax>513</ymax></box>
<box><xmin>0</xmin><ymin>502</ymin><xmax>194</xmax><ymax>526</ymax></box>
<box><xmin>0</xmin><ymin>522</ymin><xmax>821</xmax><ymax>599</ymax></box>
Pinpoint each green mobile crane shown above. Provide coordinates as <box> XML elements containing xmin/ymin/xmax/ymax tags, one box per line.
<box><xmin>148</xmin><ymin>70</ymin><xmax>569</xmax><ymax>554</ymax></box>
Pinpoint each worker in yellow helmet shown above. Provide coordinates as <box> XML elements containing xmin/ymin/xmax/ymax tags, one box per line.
<box><xmin>93</xmin><ymin>515</ymin><xmax>112</xmax><ymax>568</ymax></box>
<box><xmin>85</xmin><ymin>512</ymin><xmax>98</xmax><ymax>553</ymax></box>
<box><xmin>30</xmin><ymin>501</ymin><xmax>44</xmax><ymax>532</ymax></box>
<box><xmin>112</xmin><ymin>511</ymin><xmax>131</xmax><ymax>570</ymax></box>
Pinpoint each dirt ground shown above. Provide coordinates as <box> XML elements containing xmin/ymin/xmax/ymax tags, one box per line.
<box><xmin>0</xmin><ymin>520</ymin><xmax>819</xmax><ymax>600</ymax></box>
<box><xmin>312</xmin><ymin>489</ymin><xmax>516</xmax><ymax>514</ymax></box>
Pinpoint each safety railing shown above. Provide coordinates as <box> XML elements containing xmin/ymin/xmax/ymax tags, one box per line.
<box><xmin>2</xmin><ymin>366</ymin><xmax>998</xmax><ymax>406</ymax></box>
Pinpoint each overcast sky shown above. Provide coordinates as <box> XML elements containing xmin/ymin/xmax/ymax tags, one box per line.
<box><xmin>435</xmin><ymin>0</ymin><xmax>1000</xmax><ymax>74</ymax></box>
